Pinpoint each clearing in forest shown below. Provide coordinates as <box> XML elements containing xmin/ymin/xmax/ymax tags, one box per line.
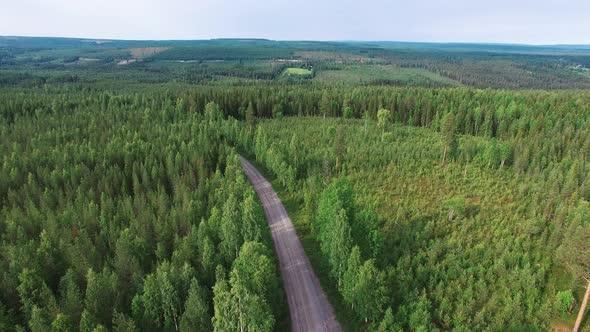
<box><xmin>282</xmin><ymin>67</ymin><xmax>313</xmax><ymax>77</ymax></box>
<box><xmin>131</xmin><ymin>47</ymin><xmax>169</xmax><ymax>58</ymax></box>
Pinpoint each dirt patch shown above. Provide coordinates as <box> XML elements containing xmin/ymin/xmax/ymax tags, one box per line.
<box><xmin>274</xmin><ymin>59</ymin><xmax>303</xmax><ymax>63</ymax></box>
<box><xmin>550</xmin><ymin>320</ymin><xmax>572</xmax><ymax>332</ymax></box>
<box><xmin>131</xmin><ymin>47</ymin><xmax>169</xmax><ymax>58</ymax></box>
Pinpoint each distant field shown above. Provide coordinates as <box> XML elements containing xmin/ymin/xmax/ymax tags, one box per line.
<box><xmin>282</xmin><ymin>67</ymin><xmax>313</xmax><ymax>77</ymax></box>
<box><xmin>314</xmin><ymin>65</ymin><xmax>462</xmax><ymax>87</ymax></box>
<box><xmin>569</xmin><ymin>66</ymin><xmax>590</xmax><ymax>79</ymax></box>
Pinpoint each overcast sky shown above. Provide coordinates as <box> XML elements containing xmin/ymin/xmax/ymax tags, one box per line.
<box><xmin>1</xmin><ymin>0</ymin><xmax>588</xmax><ymax>44</ymax></box>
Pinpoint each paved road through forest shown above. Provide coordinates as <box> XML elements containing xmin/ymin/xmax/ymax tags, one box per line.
<box><xmin>240</xmin><ymin>156</ymin><xmax>342</xmax><ymax>332</ymax></box>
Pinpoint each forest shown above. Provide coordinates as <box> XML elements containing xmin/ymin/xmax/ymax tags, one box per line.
<box><xmin>0</xmin><ymin>92</ymin><xmax>287</xmax><ymax>331</ymax></box>
<box><xmin>4</xmin><ymin>36</ymin><xmax>590</xmax><ymax>89</ymax></box>
<box><xmin>1</xmin><ymin>37</ymin><xmax>590</xmax><ymax>331</ymax></box>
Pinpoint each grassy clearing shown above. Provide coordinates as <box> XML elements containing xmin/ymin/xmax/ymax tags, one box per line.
<box><xmin>314</xmin><ymin>64</ymin><xmax>461</xmax><ymax>87</ymax></box>
<box><xmin>253</xmin><ymin>116</ymin><xmax>563</xmax><ymax>329</ymax></box>
<box><xmin>130</xmin><ymin>47</ymin><xmax>168</xmax><ymax>58</ymax></box>
<box><xmin>282</xmin><ymin>67</ymin><xmax>313</xmax><ymax>77</ymax></box>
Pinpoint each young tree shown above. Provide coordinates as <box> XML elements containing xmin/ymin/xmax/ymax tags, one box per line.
<box><xmin>204</xmin><ymin>102</ymin><xmax>223</xmax><ymax>123</ymax></box>
<box><xmin>246</xmin><ymin>102</ymin><xmax>256</xmax><ymax>134</ymax></box>
<box><xmin>59</xmin><ymin>269</ymin><xmax>83</xmax><ymax>326</ymax></box>
<box><xmin>498</xmin><ymin>141</ymin><xmax>512</xmax><ymax>169</ymax></box>
<box><xmin>229</xmin><ymin>242</ymin><xmax>278</xmax><ymax>332</ymax></box>
<box><xmin>334</xmin><ymin>126</ymin><xmax>346</xmax><ymax>175</ymax></box>
<box><xmin>18</xmin><ymin>268</ymin><xmax>57</xmax><ymax>320</ymax></box>
<box><xmin>212</xmin><ymin>270</ymin><xmax>236</xmax><ymax>332</ymax></box>
<box><xmin>356</xmin><ymin>259</ymin><xmax>388</xmax><ymax>323</ymax></box>
<box><xmin>377</xmin><ymin>108</ymin><xmax>391</xmax><ymax>142</ymax></box>
<box><xmin>342</xmin><ymin>101</ymin><xmax>354</xmax><ymax>119</ymax></box>
<box><xmin>376</xmin><ymin>307</ymin><xmax>396</xmax><ymax>332</ymax></box>
<box><xmin>343</xmin><ymin>246</ymin><xmax>361</xmax><ymax>308</ymax></box>
<box><xmin>29</xmin><ymin>306</ymin><xmax>50</xmax><ymax>332</ymax></box>
<box><xmin>141</xmin><ymin>263</ymin><xmax>184</xmax><ymax>331</ymax></box>
<box><xmin>179</xmin><ymin>278</ymin><xmax>211</xmax><ymax>332</ymax></box>
<box><xmin>84</xmin><ymin>269</ymin><xmax>118</xmax><ymax>328</ymax></box>
<box><xmin>241</xmin><ymin>189</ymin><xmax>263</xmax><ymax>244</ymax></box>
<box><xmin>328</xmin><ymin>209</ymin><xmax>353</xmax><ymax>288</ymax></box>
<box><xmin>159</xmin><ymin>272</ymin><xmax>181</xmax><ymax>331</ymax></box>
<box><xmin>51</xmin><ymin>313</ymin><xmax>72</xmax><ymax>332</ymax></box>
<box><xmin>289</xmin><ymin>133</ymin><xmax>303</xmax><ymax>173</ymax></box>
<box><xmin>441</xmin><ymin>112</ymin><xmax>456</xmax><ymax>167</ymax></box>
<box><xmin>320</xmin><ymin>92</ymin><xmax>330</xmax><ymax>119</ymax></box>
<box><xmin>272</xmin><ymin>102</ymin><xmax>284</xmax><ymax>119</ymax></box>
<box><xmin>444</xmin><ymin>196</ymin><xmax>466</xmax><ymax>221</ymax></box>
<box><xmin>554</xmin><ymin>290</ymin><xmax>575</xmax><ymax>317</ymax></box>
<box><xmin>355</xmin><ymin>207</ymin><xmax>383</xmax><ymax>258</ymax></box>
<box><xmin>408</xmin><ymin>292</ymin><xmax>432</xmax><ymax>332</ymax></box>
<box><xmin>363</xmin><ymin>110</ymin><xmax>371</xmax><ymax>136</ymax></box>
<box><xmin>112</xmin><ymin>312</ymin><xmax>138</xmax><ymax>332</ymax></box>
<box><xmin>79</xmin><ymin>309</ymin><xmax>96</xmax><ymax>332</ymax></box>
<box><xmin>315</xmin><ymin>179</ymin><xmax>356</xmax><ymax>243</ymax></box>
<box><xmin>220</xmin><ymin>194</ymin><xmax>242</xmax><ymax>264</ymax></box>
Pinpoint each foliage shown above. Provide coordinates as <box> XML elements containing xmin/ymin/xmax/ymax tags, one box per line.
<box><xmin>233</xmin><ymin>108</ymin><xmax>590</xmax><ymax>330</ymax></box>
<box><xmin>555</xmin><ymin>290</ymin><xmax>575</xmax><ymax>317</ymax></box>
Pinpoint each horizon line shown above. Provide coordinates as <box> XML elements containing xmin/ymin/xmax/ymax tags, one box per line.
<box><xmin>2</xmin><ymin>34</ymin><xmax>589</xmax><ymax>48</ymax></box>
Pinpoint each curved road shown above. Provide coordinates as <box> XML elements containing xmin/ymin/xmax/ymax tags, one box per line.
<box><xmin>240</xmin><ymin>157</ymin><xmax>342</xmax><ymax>332</ymax></box>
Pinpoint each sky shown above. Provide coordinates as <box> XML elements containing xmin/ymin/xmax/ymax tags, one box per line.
<box><xmin>1</xmin><ymin>0</ymin><xmax>589</xmax><ymax>45</ymax></box>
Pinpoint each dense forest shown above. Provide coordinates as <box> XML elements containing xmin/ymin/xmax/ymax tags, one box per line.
<box><xmin>0</xmin><ymin>92</ymin><xmax>286</xmax><ymax>331</ymax></box>
<box><xmin>1</xmin><ymin>37</ymin><xmax>590</xmax><ymax>331</ymax></box>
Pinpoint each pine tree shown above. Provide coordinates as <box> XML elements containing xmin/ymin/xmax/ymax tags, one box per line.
<box><xmin>212</xmin><ymin>273</ymin><xmax>236</xmax><ymax>332</ymax></box>
<box><xmin>376</xmin><ymin>308</ymin><xmax>396</xmax><ymax>332</ymax></box>
<box><xmin>179</xmin><ymin>278</ymin><xmax>211</xmax><ymax>332</ymax></box>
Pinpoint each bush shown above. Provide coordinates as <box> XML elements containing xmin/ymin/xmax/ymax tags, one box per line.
<box><xmin>555</xmin><ymin>290</ymin><xmax>574</xmax><ymax>317</ymax></box>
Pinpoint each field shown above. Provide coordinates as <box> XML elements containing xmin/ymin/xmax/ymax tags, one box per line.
<box><xmin>282</xmin><ymin>67</ymin><xmax>313</xmax><ymax>77</ymax></box>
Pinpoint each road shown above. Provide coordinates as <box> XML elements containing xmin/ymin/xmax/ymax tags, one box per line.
<box><xmin>240</xmin><ymin>156</ymin><xmax>342</xmax><ymax>332</ymax></box>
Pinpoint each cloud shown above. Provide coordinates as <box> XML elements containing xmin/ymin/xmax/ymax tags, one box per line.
<box><xmin>0</xmin><ymin>0</ymin><xmax>588</xmax><ymax>44</ymax></box>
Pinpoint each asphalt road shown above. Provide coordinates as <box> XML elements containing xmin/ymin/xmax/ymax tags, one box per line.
<box><xmin>240</xmin><ymin>156</ymin><xmax>342</xmax><ymax>332</ymax></box>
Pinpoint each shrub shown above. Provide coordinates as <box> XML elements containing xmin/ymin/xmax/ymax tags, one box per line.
<box><xmin>555</xmin><ymin>290</ymin><xmax>574</xmax><ymax>317</ymax></box>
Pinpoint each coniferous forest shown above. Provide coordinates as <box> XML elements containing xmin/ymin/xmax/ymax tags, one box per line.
<box><xmin>1</xmin><ymin>37</ymin><xmax>590</xmax><ymax>331</ymax></box>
